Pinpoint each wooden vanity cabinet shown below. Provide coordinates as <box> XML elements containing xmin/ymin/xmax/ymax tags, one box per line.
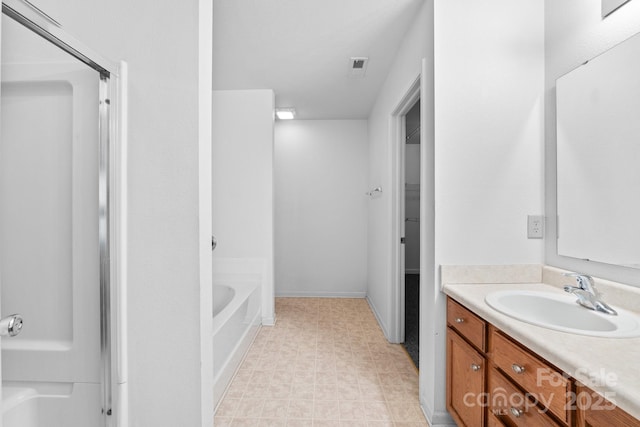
<box><xmin>575</xmin><ymin>384</ymin><xmax>640</xmax><ymax>427</ymax></box>
<box><xmin>447</xmin><ymin>296</ymin><xmax>640</xmax><ymax>427</ymax></box>
<box><xmin>447</xmin><ymin>297</ymin><xmax>569</xmax><ymax>427</ymax></box>
<box><xmin>447</xmin><ymin>298</ymin><xmax>488</xmax><ymax>427</ymax></box>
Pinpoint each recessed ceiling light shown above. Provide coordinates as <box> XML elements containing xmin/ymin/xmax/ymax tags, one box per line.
<box><xmin>276</xmin><ymin>108</ymin><xmax>296</xmax><ymax>120</ymax></box>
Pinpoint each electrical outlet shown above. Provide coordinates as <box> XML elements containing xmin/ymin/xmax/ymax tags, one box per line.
<box><xmin>527</xmin><ymin>215</ymin><xmax>544</xmax><ymax>239</ymax></box>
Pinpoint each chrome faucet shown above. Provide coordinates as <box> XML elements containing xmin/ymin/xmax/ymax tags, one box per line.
<box><xmin>563</xmin><ymin>273</ymin><xmax>617</xmax><ymax>315</ymax></box>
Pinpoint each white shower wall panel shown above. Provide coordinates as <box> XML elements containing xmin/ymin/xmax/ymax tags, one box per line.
<box><xmin>0</xmin><ymin>60</ymin><xmax>102</xmax><ymax>423</ymax></box>
<box><xmin>1</xmin><ymin>80</ymin><xmax>74</xmax><ymax>347</ymax></box>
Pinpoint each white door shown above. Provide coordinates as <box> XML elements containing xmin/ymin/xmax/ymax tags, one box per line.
<box><xmin>0</xmin><ymin>12</ymin><xmax>103</xmax><ymax>426</ymax></box>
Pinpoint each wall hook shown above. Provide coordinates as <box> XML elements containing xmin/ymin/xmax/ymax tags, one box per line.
<box><xmin>366</xmin><ymin>187</ymin><xmax>383</xmax><ymax>197</ymax></box>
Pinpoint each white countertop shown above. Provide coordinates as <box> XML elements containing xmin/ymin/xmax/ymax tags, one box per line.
<box><xmin>443</xmin><ymin>282</ymin><xmax>640</xmax><ymax>420</ymax></box>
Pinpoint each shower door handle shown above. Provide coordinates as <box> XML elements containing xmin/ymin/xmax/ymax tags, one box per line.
<box><xmin>0</xmin><ymin>314</ymin><xmax>23</xmax><ymax>337</ymax></box>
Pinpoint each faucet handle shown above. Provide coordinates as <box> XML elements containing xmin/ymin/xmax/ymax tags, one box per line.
<box><xmin>562</xmin><ymin>273</ymin><xmax>616</xmax><ymax>315</ymax></box>
<box><xmin>563</xmin><ymin>273</ymin><xmax>597</xmax><ymax>294</ymax></box>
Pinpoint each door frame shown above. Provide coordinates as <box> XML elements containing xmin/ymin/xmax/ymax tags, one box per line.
<box><xmin>0</xmin><ymin>2</ymin><xmax>125</xmax><ymax>425</ymax></box>
<box><xmin>388</xmin><ymin>75</ymin><xmax>421</xmax><ymax>344</ymax></box>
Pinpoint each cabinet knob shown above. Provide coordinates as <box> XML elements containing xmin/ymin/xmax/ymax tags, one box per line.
<box><xmin>511</xmin><ymin>364</ymin><xmax>526</xmax><ymax>374</ymax></box>
<box><xmin>510</xmin><ymin>407</ymin><xmax>524</xmax><ymax>418</ymax></box>
<box><xmin>470</xmin><ymin>363</ymin><xmax>481</xmax><ymax>372</ymax></box>
<box><xmin>454</xmin><ymin>317</ymin><xmax>465</xmax><ymax>324</ymax></box>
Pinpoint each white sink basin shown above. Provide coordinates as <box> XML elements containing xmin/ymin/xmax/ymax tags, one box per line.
<box><xmin>485</xmin><ymin>290</ymin><xmax>640</xmax><ymax>338</ymax></box>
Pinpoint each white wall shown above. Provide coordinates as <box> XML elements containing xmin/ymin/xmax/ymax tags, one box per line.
<box><xmin>275</xmin><ymin>120</ymin><xmax>368</xmax><ymax>297</ymax></box>
<box><xmin>367</xmin><ymin>0</ymin><xmax>432</xmax><ymax>339</ymax></box>
<box><xmin>212</xmin><ymin>90</ymin><xmax>275</xmax><ymax>323</ymax></box>
<box><xmin>544</xmin><ymin>0</ymin><xmax>640</xmax><ymax>286</ymax></box>
<box><xmin>19</xmin><ymin>1</ymin><xmax>214</xmax><ymax>426</ymax></box>
<box><xmin>365</xmin><ymin>2</ymin><xmax>440</xmax><ymax>422</ymax></box>
<box><xmin>431</xmin><ymin>1</ymin><xmax>544</xmax><ymax>425</ymax></box>
<box><xmin>367</xmin><ymin>0</ymin><xmax>543</xmax><ymax>424</ymax></box>
<box><xmin>434</xmin><ymin>0</ymin><xmax>545</xmax><ymax>266</ymax></box>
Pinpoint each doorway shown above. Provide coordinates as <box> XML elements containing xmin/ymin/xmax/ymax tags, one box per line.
<box><xmin>403</xmin><ymin>100</ymin><xmax>421</xmax><ymax>368</ymax></box>
<box><xmin>389</xmin><ymin>74</ymin><xmax>420</xmax><ymax>351</ymax></box>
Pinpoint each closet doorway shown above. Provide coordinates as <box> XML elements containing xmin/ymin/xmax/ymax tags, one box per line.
<box><xmin>403</xmin><ymin>100</ymin><xmax>421</xmax><ymax>368</ymax></box>
<box><xmin>388</xmin><ymin>70</ymin><xmax>426</xmax><ymax>371</ymax></box>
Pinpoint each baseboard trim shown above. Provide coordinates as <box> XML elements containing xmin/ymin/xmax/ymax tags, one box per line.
<box><xmin>275</xmin><ymin>291</ymin><xmax>367</xmax><ymax>298</ymax></box>
<box><xmin>421</xmin><ymin>399</ymin><xmax>456</xmax><ymax>427</ymax></box>
<box><xmin>262</xmin><ymin>315</ymin><xmax>276</xmax><ymax>326</ymax></box>
<box><xmin>366</xmin><ymin>296</ymin><xmax>390</xmax><ymax>340</ymax></box>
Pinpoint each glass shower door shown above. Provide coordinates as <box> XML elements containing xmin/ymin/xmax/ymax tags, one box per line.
<box><xmin>0</xmin><ymin>10</ymin><xmax>106</xmax><ymax>427</ymax></box>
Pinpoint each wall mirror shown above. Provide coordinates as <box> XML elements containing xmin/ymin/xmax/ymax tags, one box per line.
<box><xmin>556</xmin><ymin>31</ymin><xmax>640</xmax><ymax>269</ymax></box>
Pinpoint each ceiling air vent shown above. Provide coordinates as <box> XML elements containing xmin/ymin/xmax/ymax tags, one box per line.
<box><xmin>348</xmin><ymin>56</ymin><xmax>369</xmax><ymax>78</ymax></box>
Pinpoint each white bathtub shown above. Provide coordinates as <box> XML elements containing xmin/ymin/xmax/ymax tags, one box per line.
<box><xmin>2</xmin><ymin>382</ymin><xmax>100</xmax><ymax>426</ymax></box>
<box><xmin>213</xmin><ymin>282</ymin><xmax>261</xmax><ymax>408</ymax></box>
<box><xmin>213</xmin><ymin>284</ymin><xmax>236</xmax><ymax>317</ymax></box>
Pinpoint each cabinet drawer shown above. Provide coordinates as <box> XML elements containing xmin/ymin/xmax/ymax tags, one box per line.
<box><xmin>447</xmin><ymin>298</ymin><xmax>487</xmax><ymax>352</ymax></box>
<box><xmin>490</xmin><ymin>329</ymin><xmax>571</xmax><ymax>424</ymax></box>
<box><xmin>487</xmin><ymin>411</ymin><xmax>506</xmax><ymax>427</ymax></box>
<box><xmin>488</xmin><ymin>367</ymin><xmax>561</xmax><ymax>427</ymax></box>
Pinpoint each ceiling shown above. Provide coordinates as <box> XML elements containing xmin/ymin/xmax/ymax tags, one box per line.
<box><xmin>212</xmin><ymin>0</ymin><xmax>425</xmax><ymax>120</ymax></box>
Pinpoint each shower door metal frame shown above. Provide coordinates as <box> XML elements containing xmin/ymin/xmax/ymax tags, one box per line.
<box><xmin>1</xmin><ymin>1</ymin><xmax>123</xmax><ymax>426</ymax></box>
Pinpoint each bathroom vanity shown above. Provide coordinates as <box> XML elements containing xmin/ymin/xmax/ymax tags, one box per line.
<box><xmin>442</xmin><ymin>268</ymin><xmax>640</xmax><ymax>427</ymax></box>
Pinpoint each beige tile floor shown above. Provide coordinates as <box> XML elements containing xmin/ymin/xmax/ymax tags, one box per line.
<box><xmin>214</xmin><ymin>297</ymin><xmax>429</xmax><ymax>426</ymax></box>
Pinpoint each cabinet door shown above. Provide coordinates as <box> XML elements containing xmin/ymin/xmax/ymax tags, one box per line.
<box><xmin>447</xmin><ymin>328</ymin><xmax>486</xmax><ymax>427</ymax></box>
<box><xmin>576</xmin><ymin>384</ymin><xmax>640</xmax><ymax>427</ymax></box>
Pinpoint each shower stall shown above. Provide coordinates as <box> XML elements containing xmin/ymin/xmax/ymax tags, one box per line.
<box><xmin>0</xmin><ymin>1</ymin><xmax>123</xmax><ymax>426</ymax></box>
